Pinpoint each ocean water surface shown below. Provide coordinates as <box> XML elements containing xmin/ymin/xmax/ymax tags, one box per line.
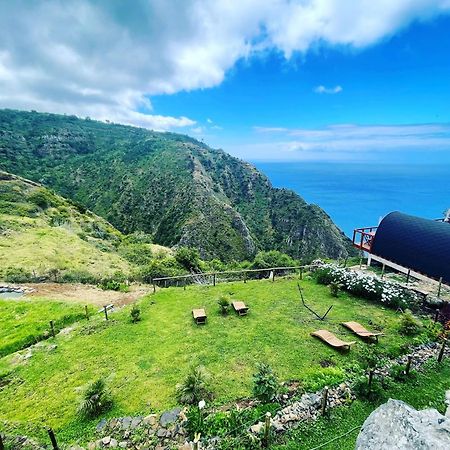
<box><xmin>254</xmin><ymin>162</ymin><xmax>450</xmax><ymax>238</ymax></box>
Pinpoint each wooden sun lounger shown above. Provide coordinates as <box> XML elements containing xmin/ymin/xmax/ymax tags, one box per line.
<box><xmin>192</xmin><ymin>308</ymin><xmax>207</xmax><ymax>325</ymax></box>
<box><xmin>311</xmin><ymin>329</ymin><xmax>356</xmax><ymax>350</ymax></box>
<box><xmin>232</xmin><ymin>301</ymin><xmax>249</xmax><ymax>316</ymax></box>
<box><xmin>342</xmin><ymin>321</ymin><xmax>382</xmax><ymax>342</ymax></box>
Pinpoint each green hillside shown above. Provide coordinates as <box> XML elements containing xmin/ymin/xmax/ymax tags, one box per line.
<box><xmin>0</xmin><ymin>171</ymin><xmax>133</xmax><ymax>282</ymax></box>
<box><xmin>0</xmin><ymin>109</ymin><xmax>355</xmax><ymax>262</ymax></box>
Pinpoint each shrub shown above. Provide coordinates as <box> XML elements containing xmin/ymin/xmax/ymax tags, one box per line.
<box><xmin>251</xmin><ymin>251</ymin><xmax>298</xmax><ymax>271</ymax></box>
<box><xmin>352</xmin><ymin>375</ymin><xmax>386</xmax><ymax>403</ymax></box>
<box><xmin>358</xmin><ymin>346</ymin><xmax>386</xmax><ymax>370</ymax></box>
<box><xmin>217</xmin><ymin>296</ymin><xmax>230</xmax><ymax>315</ymax></box>
<box><xmin>329</xmin><ymin>282</ymin><xmax>341</xmax><ymax>297</ymax></box>
<box><xmin>253</xmin><ymin>363</ymin><xmax>279</xmax><ymax>403</ymax></box>
<box><xmin>175</xmin><ymin>247</ymin><xmax>200</xmax><ymax>272</ymax></box>
<box><xmin>176</xmin><ymin>366</ymin><xmax>212</xmax><ymax>405</ymax></box>
<box><xmin>314</xmin><ymin>267</ymin><xmax>334</xmax><ymax>285</ymax></box>
<box><xmin>98</xmin><ymin>279</ymin><xmax>129</xmax><ymax>292</ymax></box>
<box><xmin>4</xmin><ymin>267</ymin><xmax>34</xmax><ymax>283</ymax></box>
<box><xmin>130</xmin><ymin>305</ymin><xmax>141</xmax><ymax>323</ymax></box>
<box><xmin>137</xmin><ymin>257</ymin><xmax>185</xmax><ymax>282</ymax></box>
<box><xmin>120</xmin><ymin>243</ymin><xmax>153</xmax><ymax>266</ymax></box>
<box><xmin>399</xmin><ymin>310</ymin><xmax>423</xmax><ymax>336</ymax></box>
<box><xmin>78</xmin><ymin>378</ymin><xmax>113</xmax><ymax>418</ymax></box>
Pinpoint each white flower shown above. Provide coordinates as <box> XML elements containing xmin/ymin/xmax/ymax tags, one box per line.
<box><xmin>198</xmin><ymin>400</ymin><xmax>206</xmax><ymax>409</ymax></box>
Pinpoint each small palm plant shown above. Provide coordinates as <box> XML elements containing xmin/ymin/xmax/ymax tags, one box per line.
<box><xmin>176</xmin><ymin>366</ymin><xmax>212</xmax><ymax>405</ymax></box>
<box><xmin>253</xmin><ymin>363</ymin><xmax>279</xmax><ymax>403</ymax></box>
<box><xmin>130</xmin><ymin>305</ymin><xmax>141</xmax><ymax>323</ymax></box>
<box><xmin>217</xmin><ymin>295</ymin><xmax>230</xmax><ymax>315</ymax></box>
<box><xmin>78</xmin><ymin>378</ymin><xmax>113</xmax><ymax>418</ymax></box>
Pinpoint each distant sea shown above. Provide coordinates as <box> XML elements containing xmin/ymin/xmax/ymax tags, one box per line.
<box><xmin>254</xmin><ymin>162</ymin><xmax>450</xmax><ymax>238</ymax></box>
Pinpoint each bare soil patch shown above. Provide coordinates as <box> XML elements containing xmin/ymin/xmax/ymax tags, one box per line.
<box><xmin>22</xmin><ymin>282</ymin><xmax>153</xmax><ymax>306</ymax></box>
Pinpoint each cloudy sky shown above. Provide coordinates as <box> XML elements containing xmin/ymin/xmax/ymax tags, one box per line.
<box><xmin>1</xmin><ymin>0</ymin><xmax>450</xmax><ymax>162</ymax></box>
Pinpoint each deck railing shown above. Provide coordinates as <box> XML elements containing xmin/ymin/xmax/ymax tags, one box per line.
<box><xmin>352</xmin><ymin>226</ymin><xmax>378</xmax><ymax>251</ymax></box>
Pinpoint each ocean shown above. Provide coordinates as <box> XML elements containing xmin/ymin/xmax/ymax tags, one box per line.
<box><xmin>254</xmin><ymin>162</ymin><xmax>450</xmax><ymax>238</ymax></box>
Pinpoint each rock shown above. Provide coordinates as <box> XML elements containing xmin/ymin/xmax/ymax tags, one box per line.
<box><xmin>160</xmin><ymin>408</ymin><xmax>181</xmax><ymax>427</ymax></box>
<box><xmin>131</xmin><ymin>417</ymin><xmax>142</xmax><ymax>429</ymax></box>
<box><xmin>157</xmin><ymin>428</ymin><xmax>167</xmax><ymax>438</ymax></box>
<box><xmin>118</xmin><ymin>442</ymin><xmax>127</xmax><ymax>448</ymax></box>
<box><xmin>446</xmin><ymin>390</ymin><xmax>450</xmax><ymax>418</ymax></box>
<box><xmin>109</xmin><ymin>439</ymin><xmax>117</xmax><ymax>448</ymax></box>
<box><xmin>121</xmin><ymin>417</ymin><xmax>132</xmax><ymax>430</ymax></box>
<box><xmin>101</xmin><ymin>436</ymin><xmax>111</xmax><ymax>445</ymax></box>
<box><xmin>88</xmin><ymin>442</ymin><xmax>96</xmax><ymax>450</ymax></box>
<box><xmin>143</xmin><ymin>414</ymin><xmax>157</xmax><ymax>426</ymax></box>
<box><xmin>96</xmin><ymin>419</ymin><xmax>108</xmax><ymax>432</ymax></box>
<box><xmin>250</xmin><ymin>422</ymin><xmax>264</xmax><ymax>434</ymax></box>
<box><xmin>356</xmin><ymin>399</ymin><xmax>450</xmax><ymax>449</ymax></box>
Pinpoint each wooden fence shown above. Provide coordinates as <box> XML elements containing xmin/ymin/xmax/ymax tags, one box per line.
<box><xmin>151</xmin><ymin>265</ymin><xmax>310</xmax><ymax>292</ymax></box>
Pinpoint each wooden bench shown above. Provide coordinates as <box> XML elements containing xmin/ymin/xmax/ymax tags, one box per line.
<box><xmin>311</xmin><ymin>329</ymin><xmax>355</xmax><ymax>350</ymax></box>
<box><xmin>232</xmin><ymin>301</ymin><xmax>249</xmax><ymax>316</ymax></box>
<box><xmin>192</xmin><ymin>308</ymin><xmax>207</xmax><ymax>325</ymax></box>
<box><xmin>342</xmin><ymin>321</ymin><xmax>383</xmax><ymax>342</ymax></box>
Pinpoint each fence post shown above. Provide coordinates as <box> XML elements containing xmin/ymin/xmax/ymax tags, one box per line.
<box><xmin>244</xmin><ymin>272</ymin><xmax>247</xmax><ymax>283</ymax></box>
<box><xmin>299</xmin><ymin>267</ymin><xmax>303</xmax><ymax>280</ymax></box>
<box><xmin>321</xmin><ymin>386</ymin><xmax>329</xmax><ymax>416</ymax></box>
<box><xmin>0</xmin><ymin>432</ymin><xmax>4</xmax><ymax>450</ymax></box>
<box><xmin>405</xmin><ymin>355</ymin><xmax>412</xmax><ymax>375</ymax></box>
<box><xmin>262</xmin><ymin>412</ymin><xmax>271</xmax><ymax>448</ymax></box>
<box><xmin>381</xmin><ymin>264</ymin><xmax>385</xmax><ymax>279</ymax></box>
<box><xmin>49</xmin><ymin>320</ymin><xmax>55</xmax><ymax>338</ymax></box>
<box><xmin>438</xmin><ymin>339</ymin><xmax>447</xmax><ymax>363</ymax></box>
<box><xmin>406</xmin><ymin>269</ymin><xmax>411</xmax><ymax>285</ymax></box>
<box><xmin>368</xmin><ymin>370</ymin><xmax>374</xmax><ymax>390</ymax></box>
<box><xmin>272</xmin><ymin>269</ymin><xmax>276</xmax><ymax>283</ymax></box>
<box><xmin>85</xmin><ymin>305</ymin><xmax>89</xmax><ymax>321</ymax></box>
<box><xmin>434</xmin><ymin>309</ymin><xmax>440</xmax><ymax>322</ymax></box>
<box><xmin>103</xmin><ymin>305</ymin><xmax>108</xmax><ymax>321</ymax></box>
<box><xmin>47</xmin><ymin>428</ymin><xmax>59</xmax><ymax>450</ymax></box>
<box><xmin>213</xmin><ymin>273</ymin><xmax>216</xmax><ymax>287</ymax></box>
<box><xmin>152</xmin><ymin>279</ymin><xmax>156</xmax><ymax>294</ymax></box>
<box><xmin>438</xmin><ymin>277</ymin><xmax>443</xmax><ymax>298</ymax></box>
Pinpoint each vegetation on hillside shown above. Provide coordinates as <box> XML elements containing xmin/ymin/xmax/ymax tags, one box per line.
<box><xmin>0</xmin><ymin>109</ymin><xmax>355</xmax><ymax>261</ymax></box>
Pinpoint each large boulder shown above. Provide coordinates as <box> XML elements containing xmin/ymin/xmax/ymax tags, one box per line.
<box><xmin>356</xmin><ymin>399</ymin><xmax>450</xmax><ymax>450</ymax></box>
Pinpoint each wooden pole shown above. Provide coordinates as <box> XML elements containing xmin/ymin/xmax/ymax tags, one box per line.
<box><xmin>272</xmin><ymin>269</ymin><xmax>276</xmax><ymax>282</ymax></box>
<box><xmin>50</xmin><ymin>320</ymin><xmax>55</xmax><ymax>338</ymax></box>
<box><xmin>405</xmin><ymin>355</ymin><xmax>412</xmax><ymax>376</ymax></box>
<box><xmin>434</xmin><ymin>309</ymin><xmax>440</xmax><ymax>322</ymax></box>
<box><xmin>263</xmin><ymin>412</ymin><xmax>271</xmax><ymax>448</ymax></box>
<box><xmin>85</xmin><ymin>305</ymin><xmax>89</xmax><ymax>321</ymax></box>
<box><xmin>299</xmin><ymin>267</ymin><xmax>303</xmax><ymax>280</ymax></box>
<box><xmin>152</xmin><ymin>279</ymin><xmax>156</xmax><ymax>294</ymax></box>
<box><xmin>244</xmin><ymin>272</ymin><xmax>247</xmax><ymax>283</ymax></box>
<box><xmin>47</xmin><ymin>428</ymin><xmax>59</xmax><ymax>450</ymax></box>
<box><xmin>321</xmin><ymin>387</ymin><xmax>329</xmax><ymax>416</ymax></box>
<box><xmin>438</xmin><ymin>339</ymin><xmax>447</xmax><ymax>363</ymax></box>
<box><xmin>381</xmin><ymin>264</ymin><xmax>385</xmax><ymax>279</ymax></box>
<box><xmin>368</xmin><ymin>370</ymin><xmax>374</xmax><ymax>390</ymax></box>
<box><xmin>438</xmin><ymin>277</ymin><xmax>443</xmax><ymax>298</ymax></box>
<box><xmin>103</xmin><ymin>305</ymin><xmax>108</xmax><ymax>321</ymax></box>
<box><xmin>213</xmin><ymin>273</ymin><xmax>216</xmax><ymax>287</ymax></box>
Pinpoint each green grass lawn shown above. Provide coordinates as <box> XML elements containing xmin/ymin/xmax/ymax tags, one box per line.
<box><xmin>0</xmin><ymin>297</ymin><xmax>88</xmax><ymax>358</ymax></box>
<box><xmin>271</xmin><ymin>359</ymin><xmax>450</xmax><ymax>450</ymax></box>
<box><xmin>0</xmin><ymin>278</ymin><xmax>434</xmax><ymax>444</ymax></box>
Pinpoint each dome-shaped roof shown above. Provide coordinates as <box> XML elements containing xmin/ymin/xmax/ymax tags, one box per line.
<box><xmin>371</xmin><ymin>211</ymin><xmax>450</xmax><ymax>285</ymax></box>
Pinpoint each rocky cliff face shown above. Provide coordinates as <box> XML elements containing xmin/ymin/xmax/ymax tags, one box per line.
<box><xmin>0</xmin><ymin>109</ymin><xmax>355</xmax><ymax>261</ymax></box>
<box><xmin>356</xmin><ymin>398</ymin><xmax>450</xmax><ymax>450</ymax></box>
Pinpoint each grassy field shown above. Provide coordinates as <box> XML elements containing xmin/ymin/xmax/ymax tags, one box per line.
<box><xmin>271</xmin><ymin>359</ymin><xmax>450</xmax><ymax>449</ymax></box>
<box><xmin>0</xmin><ymin>297</ymin><xmax>88</xmax><ymax>358</ymax></box>
<box><xmin>0</xmin><ymin>277</ymin><xmax>434</xmax><ymax>444</ymax></box>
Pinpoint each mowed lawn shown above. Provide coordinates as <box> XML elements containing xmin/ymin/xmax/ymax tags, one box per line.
<box><xmin>0</xmin><ymin>278</ymin><xmax>426</xmax><ymax>442</ymax></box>
<box><xmin>0</xmin><ymin>296</ymin><xmax>87</xmax><ymax>357</ymax></box>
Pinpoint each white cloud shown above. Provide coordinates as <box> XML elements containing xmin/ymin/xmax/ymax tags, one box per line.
<box><xmin>0</xmin><ymin>1</ymin><xmax>450</xmax><ymax>129</ymax></box>
<box><xmin>314</xmin><ymin>85</ymin><xmax>343</xmax><ymax>94</ymax></box>
<box><xmin>244</xmin><ymin>123</ymin><xmax>450</xmax><ymax>160</ymax></box>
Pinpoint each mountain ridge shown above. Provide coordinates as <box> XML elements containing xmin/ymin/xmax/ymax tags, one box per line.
<box><xmin>0</xmin><ymin>109</ymin><xmax>355</xmax><ymax>261</ymax></box>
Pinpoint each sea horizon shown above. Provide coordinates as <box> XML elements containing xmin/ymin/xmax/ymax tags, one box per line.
<box><xmin>253</xmin><ymin>161</ymin><xmax>450</xmax><ymax>238</ymax></box>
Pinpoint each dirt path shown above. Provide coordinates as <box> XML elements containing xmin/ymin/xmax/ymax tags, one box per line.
<box><xmin>23</xmin><ymin>282</ymin><xmax>154</xmax><ymax>306</ymax></box>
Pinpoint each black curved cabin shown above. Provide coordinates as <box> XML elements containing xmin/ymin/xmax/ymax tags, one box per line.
<box><xmin>353</xmin><ymin>211</ymin><xmax>450</xmax><ymax>285</ymax></box>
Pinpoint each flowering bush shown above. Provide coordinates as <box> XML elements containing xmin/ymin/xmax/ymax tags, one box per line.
<box><xmin>311</xmin><ymin>263</ymin><xmax>420</xmax><ymax>309</ymax></box>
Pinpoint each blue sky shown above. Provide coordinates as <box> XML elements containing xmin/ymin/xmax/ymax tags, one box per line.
<box><xmin>1</xmin><ymin>1</ymin><xmax>450</xmax><ymax>163</ymax></box>
<box><xmin>152</xmin><ymin>15</ymin><xmax>450</xmax><ymax>162</ymax></box>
